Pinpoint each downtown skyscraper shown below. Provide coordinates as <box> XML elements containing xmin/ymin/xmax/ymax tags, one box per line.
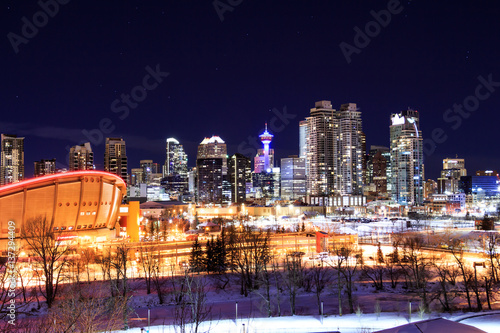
<box><xmin>69</xmin><ymin>142</ymin><xmax>94</xmax><ymax>171</ymax></box>
<box><xmin>104</xmin><ymin>137</ymin><xmax>128</xmax><ymax>183</ymax></box>
<box><xmin>0</xmin><ymin>134</ymin><xmax>24</xmax><ymax>185</ymax></box>
<box><xmin>196</xmin><ymin>136</ymin><xmax>227</xmax><ymax>203</ymax></box>
<box><xmin>303</xmin><ymin>101</ymin><xmax>335</xmax><ymax>196</ymax></box>
<box><xmin>337</xmin><ymin>103</ymin><xmax>364</xmax><ymax>195</ymax></box>
<box><xmin>163</xmin><ymin>138</ymin><xmax>188</xmax><ymax>178</ymax></box>
<box><xmin>302</xmin><ymin>101</ymin><xmax>364</xmax><ymax>197</ymax></box>
<box><xmin>228</xmin><ymin>153</ymin><xmax>251</xmax><ymax>203</ymax></box>
<box><xmin>389</xmin><ymin>108</ymin><xmax>423</xmax><ymax>205</ymax></box>
<box><xmin>34</xmin><ymin>159</ymin><xmax>56</xmax><ymax>177</ymax></box>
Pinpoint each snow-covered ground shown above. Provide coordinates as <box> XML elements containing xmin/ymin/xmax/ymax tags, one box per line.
<box><xmin>120</xmin><ymin>311</ymin><xmax>500</xmax><ymax>333</ymax></box>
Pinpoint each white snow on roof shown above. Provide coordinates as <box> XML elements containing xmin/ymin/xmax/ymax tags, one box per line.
<box><xmin>200</xmin><ymin>135</ymin><xmax>225</xmax><ymax>145</ymax></box>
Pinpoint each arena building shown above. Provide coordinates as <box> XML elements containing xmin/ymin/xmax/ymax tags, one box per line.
<box><xmin>0</xmin><ymin>171</ymin><xmax>127</xmax><ymax>247</ymax></box>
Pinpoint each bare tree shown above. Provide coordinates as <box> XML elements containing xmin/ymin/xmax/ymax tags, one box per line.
<box><xmin>434</xmin><ymin>262</ymin><xmax>459</xmax><ymax>312</ymax></box>
<box><xmin>47</xmin><ymin>283</ymin><xmax>130</xmax><ymax>332</ymax></box>
<box><xmin>151</xmin><ymin>247</ymin><xmax>167</xmax><ymax>304</ymax></box>
<box><xmin>21</xmin><ymin>216</ymin><xmax>70</xmax><ymax>308</ymax></box>
<box><xmin>310</xmin><ymin>261</ymin><xmax>332</xmax><ymax>315</ymax></box>
<box><xmin>485</xmin><ymin>232</ymin><xmax>499</xmax><ymax>283</ymax></box>
<box><xmin>79</xmin><ymin>247</ymin><xmax>96</xmax><ymax>283</ymax></box>
<box><xmin>228</xmin><ymin>226</ymin><xmax>271</xmax><ymax>296</ymax></box>
<box><xmin>271</xmin><ymin>255</ymin><xmax>283</xmax><ymax>317</ymax></box>
<box><xmin>174</xmin><ymin>273</ymin><xmax>212</xmax><ymax>333</ymax></box>
<box><xmin>111</xmin><ymin>243</ymin><xmax>130</xmax><ymax>297</ymax></box>
<box><xmin>399</xmin><ymin>234</ymin><xmax>434</xmax><ymax>312</ymax></box>
<box><xmin>450</xmin><ymin>242</ymin><xmax>473</xmax><ymax>311</ymax></box>
<box><xmin>253</xmin><ymin>258</ymin><xmax>272</xmax><ymax>317</ymax></box>
<box><xmin>330</xmin><ymin>242</ymin><xmax>363</xmax><ymax>314</ymax></box>
<box><xmin>138</xmin><ymin>244</ymin><xmax>155</xmax><ymax>294</ymax></box>
<box><xmin>0</xmin><ymin>257</ymin><xmax>30</xmax><ymax>322</ymax></box>
<box><xmin>282</xmin><ymin>254</ymin><xmax>306</xmax><ymax>315</ymax></box>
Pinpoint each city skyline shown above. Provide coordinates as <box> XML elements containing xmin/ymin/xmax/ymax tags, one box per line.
<box><xmin>3</xmin><ymin>1</ymin><xmax>500</xmax><ymax>181</ymax></box>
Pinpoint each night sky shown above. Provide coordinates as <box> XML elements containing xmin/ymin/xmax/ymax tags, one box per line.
<box><xmin>2</xmin><ymin>1</ymin><xmax>500</xmax><ymax>181</ymax></box>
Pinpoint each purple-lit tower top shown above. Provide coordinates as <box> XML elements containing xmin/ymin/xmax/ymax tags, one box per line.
<box><xmin>259</xmin><ymin>123</ymin><xmax>274</xmax><ymax>172</ymax></box>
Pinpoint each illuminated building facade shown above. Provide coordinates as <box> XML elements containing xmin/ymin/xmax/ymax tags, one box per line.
<box><xmin>254</xmin><ymin>124</ymin><xmax>275</xmax><ymax>173</ymax></box>
<box><xmin>459</xmin><ymin>174</ymin><xmax>500</xmax><ymax>199</ymax></box>
<box><xmin>197</xmin><ymin>136</ymin><xmax>227</xmax><ymax>175</ymax></box>
<box><xmin>443</xmin><ymin>158</ymin><xmax>466</xmax><ymax>176</ymax></box>
<box><xmin>337</xmin><ymin>103</ymin><xmax>364</xmax><ymax>195</ymax></box>
<box><xmin>0</xmin><ymin>171</ymin><xmax>126</xmax><ymax>246</ymax></box>
<box><xmin>197</xmin><ymin>158</ymin><xmax>223</xmax><ymax>204</ymax></box>
<box><xmin>252</xmin><ymin>167</ymin><xmax>280</xmax><ymax>200</ymax></box>
<box><xmin>163</xmin><ymin>138</ymin><xmax>188</xmax><ymax>178</ymax></box>
<box><xmin>424</xmin><ymin>179</ymin><xmax>438</xmax><ymax>199</ymax></box>
<box><xmin>304</xmin><ymin>101</ymin><xmax>335</xmax><ymax>196</ymax></box>
<box><xmin>34</xmin><ymin>159</ymin><xmax>56</xmax><ymax>177</ymax></box>
<box><xmin>139</xmin><ymin>160</ymin><xmax>162</xmax><ymax>185</ymax></box>
<box><xmin>389</xmin><ymin>108</ymin><xmax>423</xmax><ymax>205</ymax></box>
<box><xmin>0</xmin><ymin>134</ymin><xmax>24</xmax><ymax>186</ymax></box>
<box><xmin>130</xmin><ymin>168</ymin><xmax>144</xmax><ymax>186</ymax></box>
<box><xmin>69</xmin><ymin>142</ymin><xmax>94</xmax><ymax>171</ymax></box>
<box><xmin>228</xmin><ymin>153</ymin><xmax>251</xmax><ymax>203</ymax></box>
<box><xmin>438</xmin><ymin>157</ymin><xmax>466</xmax><ymax>194</ymax></box>
<box><xmin>104</xmin><ymin>138</ymin><xmax>128</xmax><ymax>183</ymax></box>
<box><xmin>367</xmin><ymin>146</ymin><xmax>390</xmax><ymax>196</ymax></box>
<box><xmin>162</xmin><ymin>138</ymin><xmax>188</xmax><ymax>193</ymax></box>
<box><xmin>281</xmin><ymin>156</ymin><xmax>306</xmax><ymax>201</ymax></box>
<box><xmin>299</xmin><ymin>120</ymin><xmax>307</xmax><ymax>158</ymax></box>
<box><xmin>303</xmin><ymin>101</ymin><xmax>365</xmax><ymax>197</ymax></box>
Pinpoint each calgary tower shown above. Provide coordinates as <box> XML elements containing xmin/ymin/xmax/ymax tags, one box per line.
<box><xmin>259</xmin><ymin>123</ymin><xmax>274</xmax><ymax>172</ymax></box>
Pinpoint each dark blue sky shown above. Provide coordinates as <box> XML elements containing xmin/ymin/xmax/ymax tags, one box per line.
<box><xmin>2</xmin><ymin>0</ymin><xmax>500</xmax><ymax>180</ymax></box>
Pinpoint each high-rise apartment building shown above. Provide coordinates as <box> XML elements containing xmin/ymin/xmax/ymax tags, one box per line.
<box><xmin>280</xmin><ymin>156</ymin><xmax>306</xmax><ymax>201</ymax></box>
<box><xmin>337</xmin><ymin>103</ymin><xmax>364</xmax><ymax>195</ymax></box>
<box><xmin>302</xmin><ymin>101</ymin><xmax>365</xmax><ymax>197</ymax></box>
<box><xmin>0</xmin><ymin>134</ymin><xmax>24</xmax><ymax>186</ymax></box>
<box><xmin>304</xmin><ymin>101</ymin><xmax>335</xmax><ymax>196</ymax></box>
<box><xmin>104</xmin><ymin>138</ymin><xmax>128</xmax><ymax>182</ymax></box>
<box><xmin>228</xmin><ymin>153</ymin><xmax>251</xmax><ymax>203</ymax></box>
<box><xmin>69</xmin><ymin>142</ymin><xmax>94</xmax><ymax>171</ymax></box>
<box><xmin>389</xmin><ymin>108</ymin><xmax>423</xmax><ymax>205</ymax></box>
<box><xmin>34</xmin><ymin>159</ymin><xmax>56</xmax><ymax>177</ymax></box>
<box><xmin>367</xmin><ymin>145</ymin><xmax>390</xmax><ymax>196</ymax></box>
